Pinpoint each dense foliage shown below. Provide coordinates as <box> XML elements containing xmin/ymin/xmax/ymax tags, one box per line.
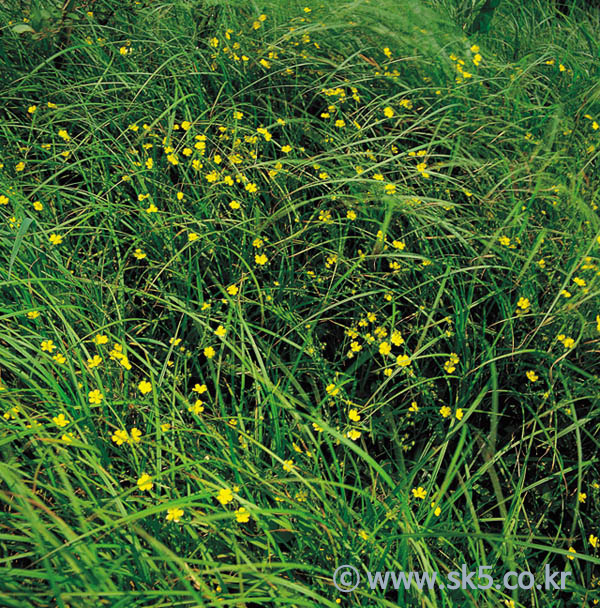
<box><xmin>1</xmin><ymin>0</ymin><xmax>599</xmax><ymax>606</ymax></box>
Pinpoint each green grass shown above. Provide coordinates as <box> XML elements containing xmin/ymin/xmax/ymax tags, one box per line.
<box><xmin>1</xmin><ymin>0</ymin><xmax>600</xmax><ymax>606</ymax></box>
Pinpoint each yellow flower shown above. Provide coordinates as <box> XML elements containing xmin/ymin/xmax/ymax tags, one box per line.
<box><xmin>379</xmin><ymin>341</ymin><xmax>391</xmax><ymax>356</ymax></box>
<box><xmin>49</xmin><ymin>233</ymin><xmax>63</xmax><ymax>245</ymax></box>
<box><xmin>87</xmin><ymin>355</ymin><xmax>102</xmax><ymax>369</ymax></box>
<box><xmin>166</xmin><ymin>507</ymin><xmax>184</xmax><ymax>522</ymax></box>
<box><xmin>589</xmin><ymin>534</ymin><xmax>598</xmax><ymax>549</ymax></box>
<box><xmin>412</xmin><ymin>486</ymin><xmax>426</xmax><ymax>499</ymax></box>
<box><xmin>455</xmin><ymin>408</ymin><xmax>464</xmax><ymax>421</ymax></box>
<box><xmin>88</xmin><ymin>389</ymin><xmax>103</xmax><ymax>405</ymax></box>
<box><xmin>579</xmin><ymin>492</ymin><xmax>586</xmax><ymax>503</ymax></box>
<box><xmin>348</xmin><ymin>409</ymin><xmax>361</xmax><ymax>422</ymax></box>
<box><xmin>137</xmin><ymin>473</ymin><xmax>153</xmax><ymax>491</ymax></box>
<box><xmin>214</xmin><ymin>325</ymin><xmax>227</xmax><ymax>337</ymax></box>
<box><xmin>235</xmin><ymin>507</ymin><xmax>250</xmax><ymax>523</ymax></box>
<box><xmin>227</xmin><ymin>284</ymin><xmax>239</xmax><ymax>295</ymax></box>
<box><xmin>193</xmin><ymin>383</ymin><xmax>207</xmax><ymax>394</ymax></box>
<box><xmin>52</xmin><ymin>413</ymin><xmax>69</xmax><ymax>427</ymax></box>
<box><xmin>566</xmin><ymin>546</ymin><xmax>576</xmax><ymax>560</ymax></box>
<box><xmin>28</xmin><ymin>105</ymin><xmax>37</xmax><ymax>114</ymax></box>
<box><xmin>255</xmin><ymin>253</ymin><xmax>268</xmax><ymax>265</ymax></box>
<box><xmin>138</xmin><ymin>380</ymin><xmax>152</xmax><ymax>395</ymax></box>
<box><xmin>181</xmin><ymin>121</ymin><xmax>191</xmax><ymax>131</ymax></box>
<box><xmin>41</xmin><ymin>339</ymin><xmax>56</xmax><ymax>352</ymax></box>
<box><xmin>517</xmin><ymin>297</ymin><xmax>530</xmax><ymax>310</ymax></box>
<box><xmin>431</xmin><ymin>502</ymin><xmax>441</xmax><ymax>516</ymax></box>
<box><xmin>133</xmin><ymin>248</ymin><xmax>146</xmax><ymax>259</ymax></box>
<box><xmin>390</xmin><ymin>330</ymin><xmax>404</xmax><ymax>346</ymax></box>
<box><xmin>396</xmin><ymin>354</ymin><xmax>411</xmax><ymax>367</ymax></box>
<box><xmin>383</xmin><ymin>106</ymin><xmax>394</xmax><ymax>118</ymax></box>
<box><xmin>217</xmin><ymin>488</ymin><xmax>233</xmax><ymax>505</ymax></box>
<box><xmin>33</xmin><ymin>200</ymin><xmax>43</xmax><ymax>211</ymax></box>
<box><xmin>111</xmin><ymin>429</ymin><xmax>128</xmax><ymax>445</ymax></box>
<box><xmin>188</xmin><ymin>232</ymin><xmax>199</xmax><ymax>242</ymax></box>
<box><xmin>61</xmin><ymin>432</ymin><xmax>75</xmax><ymax>444</ymax></box>
<box><xmin>204</xmin><ymin>346</ymin><xmax>216</xmax><ymax>359</ymax></box>
<box><xmin>3</xmin><ymin>406</ymin><xmax>20</xmax><ymax>420</ymax></box>
<box><xmin>526</xmin><ymin>370</ymin><xmax>538</xmax><ymax>382</ymax></box>
<box><xmin>53</xmin><ymin>353</ymin><xmax>66</xmax><ymax>364</ymax></box>
<box><xmin>0</xmin><ymin>195</ymin><xmax>8</xmax><ymax>205</ymax></box>
<box><xmin>416</xmin><ymin>162</ymin><xmax>429</xmax><ymax>177</ymax></box>
<box><xmin>283</xmin><ymin>459</ymin><xmax>294</xmax><ymax>472</ymax></box>
<box><xmin>325</xmin><ymin>383</ymin><xmax>340</xmax><ymax>397</ymax></box>
<box><xmin>444</xmin><ymin>360</ymin><xmax>456</xmax><ymax>373</ymax></box>
<box><xmin>93</xmin><ymin>334</ymin><xmax>109</xmax><ymax>345</ymax></box>
<box><xmin>130</xmin><ymin>427</ymin><xmax>142</xmax><ymax>443</ymax></box>
<box><xmin>440</xmin><ymin>406</ymin><xmax>451</xmax><ymax>418</ymax></box>
<box><xmin>15</xmin><ymin>161</ymin><xmax>26</xmax><ymax>172</ymax></box>
<box><xmin>347</xmin><ymin>429</ymin><xmax>361</xmax><ymax>440</ymax></box>
<box><xmin>188</xmin><ymin>399</ymin><xmax>204</xmax><ymax>415</ymax></box>
<box><xmin>58</xmin><ymin>129</ymin><xmax>70</xmax><ymax>141</ymax></box>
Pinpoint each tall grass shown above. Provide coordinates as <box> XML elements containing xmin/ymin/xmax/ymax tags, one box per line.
<box><xmin>1</xmin><ymin>0</ymin><xmax>599</xmax><ymax>606</ymax></box>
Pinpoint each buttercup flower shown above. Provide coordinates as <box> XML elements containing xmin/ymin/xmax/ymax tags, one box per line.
<box><xmin>217</xmin><ymin>488</ymin><xmax>233</xmax><ymax>505</ymax></box>
<box><xmin>235</xmin><ymin>507</ymin><xmax>250</xmax><ymax>523</ymax></box>
<box><xmin>138</xmin><ymin>380</ymin><xmax>152</xmax><ymax>395</ymax></box>
<box><xmin>166</xmin><ymin>507</ymin><xmax>184</xmax><ymax>522</ymax></box>
<box><xmin>137</xmin><ymin>473</ymin><xmax>153</xmax><ymax>491</ymax></box>
<box><xmin>412</xmin><ymin>486</ymin><xmax>426</xmax><ymax>499</ymax></box>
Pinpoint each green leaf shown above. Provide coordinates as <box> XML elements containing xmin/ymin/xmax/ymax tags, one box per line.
<box><xmin>8</xmin><ymin>218</ymin><xmax>34</xmax><ymax>277</ymax></box>
<box><xmin>12</xmin><ymin>24</ymin><xmax>35</xmax><ymax>34</ymax></box>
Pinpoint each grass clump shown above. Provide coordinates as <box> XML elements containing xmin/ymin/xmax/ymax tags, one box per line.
<box><xmin>0</xmin><ymin>0</ymin><xmax>600</xmax><ymax>606</ymax></box>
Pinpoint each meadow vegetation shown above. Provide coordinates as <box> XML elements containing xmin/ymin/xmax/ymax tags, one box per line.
<box><xmin>1</xmin><ymin>0</ymin><xmax>599</xmax><ymax>606</ymax></box>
